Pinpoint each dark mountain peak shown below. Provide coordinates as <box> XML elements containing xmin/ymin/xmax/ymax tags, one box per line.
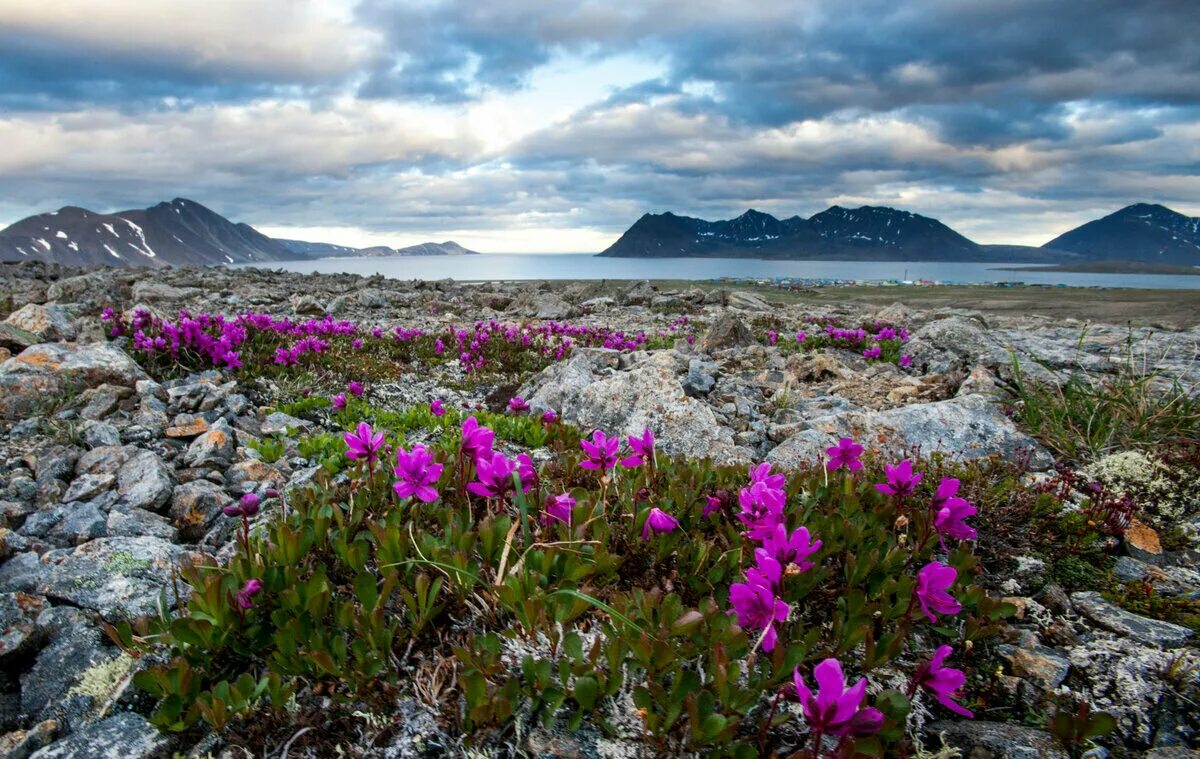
<box><xmin>1044</xmin><ymin>203</ymin><xmax>1199</xmax><ymax>264</ymax></box>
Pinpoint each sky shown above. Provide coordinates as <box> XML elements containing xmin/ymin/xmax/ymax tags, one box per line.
<box><xmin>0</xmin><ymin>0</ymin><xmax>1197</xmax><ymax>252</ymax></box>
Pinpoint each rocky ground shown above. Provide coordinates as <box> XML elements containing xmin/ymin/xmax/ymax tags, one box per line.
<box><xmin>0</xmin><ymin>261</ymin><xmax>1197</xmax><ymax>758</ymax></box>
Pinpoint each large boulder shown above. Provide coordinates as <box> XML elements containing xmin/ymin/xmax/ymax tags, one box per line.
<box><xmin>507</xmin><ymin>291</ymin><xmax>578</xmax><ymax>320</ymax></box>
<box><xmin>766</xmin><ymin>394</ymin><xmax>1052</xmax><ymax>471</ymax></box>
<box><xmin>4</xmin><ymin>304</ymin><xmax>77</xmax><ymax>342</ymax></box>
<box><xmin>0</xmin><ymin>537</ymin><xmax>195</xmax><ymax>621</ymax></box>
<box><xmin>523</xmin><ymin>351</ymin><xmax>749</xmax><ymax>464</ymax></box>
<box><xmin>0</xmin><ymin>343</ymin><xmax>147</xmax><ymax>418</ymax></box>
<box><xmin>131</xmin><ymin>280</ymin><xmax>200</xmax><ymax>303</ymax></box>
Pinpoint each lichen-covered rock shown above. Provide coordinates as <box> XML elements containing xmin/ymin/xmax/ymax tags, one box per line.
<box><xmin>0</xmin><ymin>536</ymin><xmax>195</xmax><ymax>621</ymax></box>
<box><xmin>182</xmin><ymin>418</ymin><xmax>234</xmax><ymax>468</ymax></box>
<box><xmin>536</xmin><ymin>351</ymin><xmax>750</xmax><ymax>464</ymax></box>
<box><xmin>28</xmin><ymin>712</ymin><xmax>169</xmax><ymax>759</ymax></box>
<box><xmin>0</xmin><ymin>343</ymin><xmax>147</xmax><ymax>418</ymax></box>
<box><xmin>4</xmin><ymin>304</ymin><xmax>77</xmax><ymax>342</ymax></box>
<box><xmin>20</xmin><ymin>607</ymin><xmax>111</xmax><ymax>722</ymax></box>
<box><xmin>1068</xmin><ymin>635</ymin><xmax>1200</xmax><ymax>745</ymax></box>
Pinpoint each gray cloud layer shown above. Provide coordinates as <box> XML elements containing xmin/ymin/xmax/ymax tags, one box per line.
<box><xmin>0</xmin><ymin>0</ymin><xmax>1196</xmax><ymax>248</ymax></box>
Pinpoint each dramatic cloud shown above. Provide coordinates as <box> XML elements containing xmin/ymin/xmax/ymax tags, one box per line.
<box><xmin>0</xmin><ymin>0</ymin><xmax>1196</xmax><ymax>249</ymax></box>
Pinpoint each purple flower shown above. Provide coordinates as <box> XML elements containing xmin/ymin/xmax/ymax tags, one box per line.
<box><xmin>620</xmin><ymin>427</ymin><xmax>656</xmax><ymax>468</ymax></box>
<box><xmin>393</xmin><ymin>444</ymin><xmax>444</xmax><ymax>503</ymax></box>
<box><xmin>517</xmin><ymin>453</ymin><xmax>538</xmax><ymax>493</ymax></box>
<box><xmin>875</xmin><ymin>460</ymin><xmax>922</xmax><ymax>498</ymax></box>
<box><xmin>762</xmin><ymin>524</ymin><xmax>822</xmax><ymax>573</ymax></box>
<box><xmin>430</xmin><ymin>398</ymin><xmax>446</xmax><ymax>417</ymax></box>
<box><xmin>331</xmin><ymin>392</ymin><xmax>347</xmax><ymax>410</ymax></box>
<box><xmin>825</xmin><ymin>438</ymin><xmax>864</xmax><ymax>472</ymax></box>
<box><xmin>768</xmin><ymin>329</ymin><xmax>778</xmax><ymax>346</ymax></box>
<box><xmin>348</xmin><ymin>381</ymin><xmax>365</xmax><ymax>397</ymax></box>
<box><xmin>467</xmin><ymin>451</ymin><xmax>517</xmax><ymax>499</ymax></box>
<box><xmin>703</xmin><ymin>495</ymin><xmax>723</xmax><ymax>519</ymax></box>
<box><xmin>642</xmin><ymin>507</ymin><xmax>679</xmax><ymax>540</ymax></box>
<box><xmin>793</xmin><ymin>658</ymin><xmax>884</xmax><ymax>737</ymax></box>
<box><xmin>750</xmin><ymin>548</ymin><xmax>783</xmax><ymax>587</ymax></box>
<box><xmin>580</xmin><ymin>429</ymin><xmax>620</xmax><ymax>471</ymax></box>
<box><xmin>736</xmin><ymin>482</ymin><xmax>786</xmax><ymax>541</ymax></box>
<box><xmin>508</xmin><ymin>396</ymin><xmax>530</xmax><ymax>414</ymax></box>
<box><xmin>935</xmin><ymin>498</ymin><xmax>978</xmax><ymax>548</ymax></box>
<box><xmin>344</xmin><ymin>422</ymin><xmax>385</xmax><ymax>464</ymax></box>
<box><xmin>728</xmin><ymin>575</ymin><xmax>789</xmax><ymax>652</ymax></box>
<box><xmin>899</xmin><ymin>355</ymin><xmax>912</xmax><ymax>368</ymax></box>
<box><xmin>541</xmin><ymin>408</ymin><xmax>558</xmax><ymax>424</ymax></box>
<box><xmin>796</xmin><ymin>330</ymin><xmax>807</xmax><ymax>343</ymax></box>
<box><xmin>352</xmin><ymin>338</ymin><xmax>364</xmax><ymax>350</ymax></box>
<box><xmin>235</xmin><ymin>578</ymin><xmax>263</xmax><ymax>610</ymax></box>
<box><xmin>223</xmin><ymin>492</ymin><xmax>261</xmax><ymax>518</ymax></box>
<box><xmin>912</xmin><ymin>645</ymin><xmax>974</xmax><ymax>718</ymax></box>
<box><xmin>460</xmin><ymin>416</ymin><xmax>495</xmax><ymax>461</ymax></box>
<box><xmin>749</xmin><ymin>462</ymin><xmax>786</xmax><ymax>491</ymax></box>
<box><xmin>863</xmin><ymin>346</ymin><xmax>882</xmax><ymax>360</ymax></box>
<box><xmin>542</xmin><ymin>493</ymin><xmax>575</xmax><ymax>526</ymax></box>
<box><xmin>931</xmin><ymin>477</ymin><xmax>961</xmax><ymax>510</ymax></box>
<box><xmin>916</xmin><ymin>562</ymin><xmax>962</xmax><ymax>623</ymax></box>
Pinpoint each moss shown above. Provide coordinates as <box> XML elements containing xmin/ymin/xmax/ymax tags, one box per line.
<box><xmin>1050</xmin><ymin>555</ymin><xmax>1106</xmax><ymax>589</ymax></box>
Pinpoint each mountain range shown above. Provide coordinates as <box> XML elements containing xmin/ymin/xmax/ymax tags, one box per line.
<box><xmin>0</xmin><ymin>198</ymin><xmax>478</xmax><ymax>268</ymax></box>
<box><xmin>599</xmin><ymin>203</ymin><xmax>1200</xmax><ymax>265</ymax></box>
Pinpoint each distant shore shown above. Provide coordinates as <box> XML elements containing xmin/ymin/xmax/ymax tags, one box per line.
<box><xmin>996</xmin><ymin>260</ymin><xmax>1200</xmax><ymax>275</ymax></box>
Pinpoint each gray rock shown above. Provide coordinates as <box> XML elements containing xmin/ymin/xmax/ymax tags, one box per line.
<box><xmin>4</xmin><ymin>304</ymin><xmax>77</xmax><ymax>342</ymax></box>
<box><xmin>47</xmin><ymin>503</ymin><xmax>108</xmax><ymax>545</ymax></box>
<box><xmin>168</xmin><ymin>480</ymin><xmax>229</xmax><ymax>540</ymax></box>
<box><xmin>685</xmin><ymin>357</ymin><xmax>717</xmax><ymax>396</ymax></box>
<box><xmin>28</xmin><ymin>712</ymin><xmax>169</xmax><ymax>759</ymax></box>
<box><xmin>1071</xmin><ymin>591</ymin><xmax>1194</xmax><ymax>647</ymax></box>
<box><xmin>130</xmin><ymin>281</ymin><xmax>200</xmax><ymax>303</ymax></box>
<box><xmin>63</xmin><ymin>473</ymin><xmax>115</xmax><ymax>503</ymax></box>
<box><xmin>106</xmin><ymin>506</ymin><xmax>178</xmax><ymax>542</ymax></box>
<box><xmin>529</xmin><ymin>351</ymin><xmax>749</xmax><ymax>465</ymax></box>
<box><xmin>290</xmin><ymin>294</ymin><xmax>325</xmax><ymax>315</ymax></box>
<box><xmin>998</xmin><ymin>643</ymin><xmax>1071</xmax><ymax>690</ymax></box>
<box><xmin>20</xmin><ymin>607</ymin><xmax>109</xmax><ymax>720</ymax></box>
<box><xmin>182</xmin><ymin>418</ymin><xmax>234</xmax><ymax>468</ymax></box>
<box><xmin>618</xmin><ymin>280</ymin><xmax>656</xmax><ymax>306</ymax></box>
<box><xmin>726</xmin><ymin>290</ymin><xmax>771</xmax><ymax>311</ymax></box>
<box><xmin>80</xmin><ymin>421</ymin><xmax>121</xmax><ymax>449</ymax></box>
<box><xmin>698</xmin><ymin>312</ymin><xmax>758</xmax><ymax>353</ymax></box>
<box><xmin>261</xmin><ymin>411</ymin><xmax>309</xmax><ymax>436</ymax></box>
<box><xmin>0</xmin><ymin>536</ymin><xmax>195</xmax><ymax>621</ymax></box>
<box><xmin>767</xmin><ymin>393</ymin><xmax>1052</xmax><ymax>471</ymax></box>
<box><xmin>0</xmin><ymin>591</ymin><xmax>48</xmax><ymax>661</ymax></box>
<box><xmin>116</xmin><ymin>450</ymin><xmax>174</xmax><ymax>512</ymax></box>
<box><xmin>927</xmin><ymin>720</ymin><xmax>1068</xmax><ymax>759</ymax></box>
<box><xmin>76</xmin><ymin>446</ymin><xmax>133</xmax><ymax>477</ymax></box>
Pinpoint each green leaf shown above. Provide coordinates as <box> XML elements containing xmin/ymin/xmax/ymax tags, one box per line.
<box><xmin>573</xmin><ymin>676</ymin><xmax>600</xmax><ymax>711</ymax></box>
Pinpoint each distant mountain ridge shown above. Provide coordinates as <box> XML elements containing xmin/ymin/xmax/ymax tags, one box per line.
<box><xmin>1042</xmin><ymin>203</ymin><xmax>1200</xmax><ymax>265</ymax></box>
<box><xmin>598</xmin><ymin>205</ymin><xmax>1048</xmax><ymax>261</ymax></box>
<box><xmin>0</xmin><ymin>198</ymin><xmax>478</xmax><ymax>268</ymax></box>
<box><xmin>276</xmin><ymin>239</ymin><xmax>477</xmax><ymax>258</ymax></box>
